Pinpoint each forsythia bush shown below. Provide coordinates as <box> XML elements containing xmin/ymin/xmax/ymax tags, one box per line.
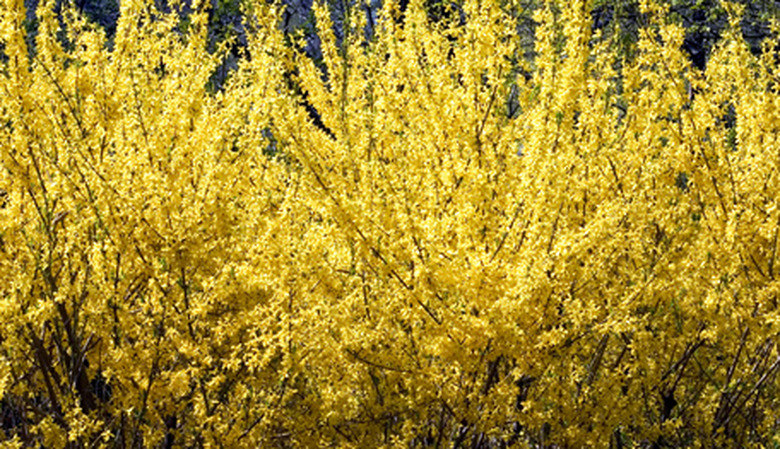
<box><xmin>1</xmin><ymin>0</ymin><xmax>780</xmax><ymax>446</ymax></box>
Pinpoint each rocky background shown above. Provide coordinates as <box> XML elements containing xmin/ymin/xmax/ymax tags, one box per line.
<box><xmin>18</xmin><ymin>0</ymin><xmax>780</xmax><ymax>89</ymax></box>
<box><xmin>12</xmin><ymin>0</ymin><xmax>777</xmax><ymax>155</ymax></box>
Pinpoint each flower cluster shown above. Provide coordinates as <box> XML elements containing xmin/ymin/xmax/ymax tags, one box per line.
<box><xmin>0</xmin><ymin>0</ymin><xmax>779</xmax><ymax>447</ymax></box>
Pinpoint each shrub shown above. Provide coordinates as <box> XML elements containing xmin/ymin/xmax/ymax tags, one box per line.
<box><xmin>1</xmin><ymin>0</ymin><xmax>780</xmax><ymax>447</ymax></box>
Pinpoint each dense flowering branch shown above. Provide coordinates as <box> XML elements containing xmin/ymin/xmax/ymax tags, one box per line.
<box><xmin>0</xmin><ymin>0</ymin><xmax>780</xmax><ymax>447</ymax></box>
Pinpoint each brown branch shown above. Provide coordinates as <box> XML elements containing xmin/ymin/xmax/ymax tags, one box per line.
<box><xmin>344</xmin><ymin>348</ymin><xmax>411</xmax><ymax>373</ymax></box>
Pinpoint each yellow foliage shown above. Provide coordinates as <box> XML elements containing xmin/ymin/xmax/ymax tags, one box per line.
<box><xmin>1</xmin><ymin>0</ymin><xmax>780</xmax><ymax>446</ymax></box>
